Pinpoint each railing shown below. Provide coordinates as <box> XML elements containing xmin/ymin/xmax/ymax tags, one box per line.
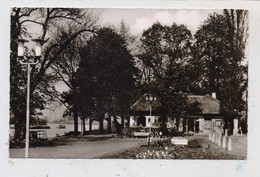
<box><xmin>30</xmin><ymin>130</ymin><xmax>47</xmax><ymax>142</ymax></box>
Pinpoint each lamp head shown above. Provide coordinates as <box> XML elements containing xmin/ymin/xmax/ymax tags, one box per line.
<box><xmin>31</xmin><ymin>38</ymin><xmax>44</xmax><ymax>57</ymax></box>
<box><xmin>16</xmin><ymin>38</ymin><xmax>29</xmax><ymax>57</ymax></box>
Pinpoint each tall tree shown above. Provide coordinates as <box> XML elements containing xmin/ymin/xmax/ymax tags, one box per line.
<box><xmin>77</xmin><ymin>27</ymin><xmax>136</xmax><ymax>134</ymax></box>
<box><xmin>192</xmin><ymin>10</ymin><xmax>248</xmax><ymax>133</ymax></box>
<box><xmin>138</xmin><ymin>22</ymin><xmax>194</xmax><ymax>129</ymax></box>
<box><xmin>47</xmin><ymin>24</ymin><xmax>95</xmax><ymax>134</ymax></box>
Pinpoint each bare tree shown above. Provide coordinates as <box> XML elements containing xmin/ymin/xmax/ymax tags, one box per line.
<box><xmin>10</xmin><ymin>8</ymin><xmax>99</xmax><ymax>141</ymax></box>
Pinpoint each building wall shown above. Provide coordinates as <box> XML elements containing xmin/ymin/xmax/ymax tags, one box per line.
<box><xmin>196</xmin><ymin>118</ymin><xmax>224</xmax><ymax>133</ymax></box>
<box><xmin>129</xmin><ymin>116</ymin><xmax>156</xmax><ymax>127</ymax></box>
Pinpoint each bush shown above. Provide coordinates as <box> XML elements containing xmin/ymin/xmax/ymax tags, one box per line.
<box><xmin>184</xmin><ymin>131</ymin><xmax>195</xmax><ymax>136</ymax></box>
<box><xmin>30</xmin><ymin>117</ymin><xmax>48</xmax><ymax>125</ymax></box>
<box><xmin>240</xmin><ymin>116</ymin><xmax>247</xmax><ymax>134</ymax></box>
<box><xmin>64</xmin><ymin>131</ymin><xmax>81</xmax><ymax>136</ymax></box>
<box><xmin>187</xmin><ymin>139</ymin><xmax>201</xmax><ymax>148</ymax></box>
<box><xmin>122</xmin><ymin>127</ymin><xmax>135</xmax><ymax>137</ymax></box>
<box><xmin>168</xmin><ymin>127</ymin><xmax>184</xmax><ymax>137</ymax></box>
<box><xmin>151</xmin><ymin>137</ymin><xmax>172</xmax><ymax>147</ymax></box>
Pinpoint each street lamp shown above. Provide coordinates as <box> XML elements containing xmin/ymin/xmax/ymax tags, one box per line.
<box><xmin>146</xmin><ymin>94</ymin><xmax>156</xmax><ymax>146</ymax></box>
<box><xmin>16</xmin><ymin>38</ymin><xmax>44</xmax><ymax>158</ymax></box>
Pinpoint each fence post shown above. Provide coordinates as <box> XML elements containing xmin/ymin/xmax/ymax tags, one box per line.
<box><xmin>214</xmin><ymin>133</ymin><xmax>218</xmax><ymax>144</ymax></box>
<box><xmin>217</xmin><ymin>133</ymin><xmax>221</xmax><ymax>146</ymax></box>
<box><xmin>222</xmin><ymin>136</ymin><xmax>226</xmax><ymax>148</ymax></box>
<box><xmin>227</xmin><ymin>137</ymin><xmax>232</xmax><ymax>151</ymax></box>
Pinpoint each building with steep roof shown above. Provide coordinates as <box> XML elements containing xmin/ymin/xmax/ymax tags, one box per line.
<box><xmin>129</xmin><ymin>93</ymin><xmax>223</xmax><ymax>134</ymax></box>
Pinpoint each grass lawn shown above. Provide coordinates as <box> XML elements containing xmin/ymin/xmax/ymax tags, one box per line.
<box><xmin>101</xmin><ymin>138</ymin><xmax>245</xmax><ymax>159</ymax></box>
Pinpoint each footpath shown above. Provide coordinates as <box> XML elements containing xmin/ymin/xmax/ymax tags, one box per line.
<box><xmin>9</xmin><ymin>137</ymin><xmax>146</xmax><ymax>158</ymax></box>
<box><xmin>195</xmin><ymin>134</ymin><xmax>247</xmax><ymax>158</ymax></box>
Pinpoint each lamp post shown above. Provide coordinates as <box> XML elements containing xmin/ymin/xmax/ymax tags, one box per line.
<box><xmin>146</xmin><ymin>94</ymin><xmax>156</xmax><ymax>146</ymax></box>
<box><xmin>16</xmin><ymin>38</ymin><xmax>43</xmax><ymax>158</ymax></box>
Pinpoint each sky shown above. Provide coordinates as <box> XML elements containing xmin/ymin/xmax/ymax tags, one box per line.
<box><xmin>25</xmin><ymin>8</ymin><xmax>222</xmax><ymax>48</ymax></box>
<box><xmin>94</xmin><ymin>8</ymin><xmax>222</xmax><ymax>35</ymax></box>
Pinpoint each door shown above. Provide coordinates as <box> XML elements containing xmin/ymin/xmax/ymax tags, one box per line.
<box><xmin>137</xmin><ymin>115</ymin><xmax>146</xmax><ymax>127</ymax></box>
<box><xmin>195</xmin><ymin>121</ymin><xmax>199</xmax><ymax>133</ymax></box>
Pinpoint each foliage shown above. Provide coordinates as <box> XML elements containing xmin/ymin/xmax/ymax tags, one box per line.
<box><xmin>138</xmin><ymin>22</ymin><xmax>192</xmax><ymax>91</ymax></box>
<box><xmin>167</xmin><ymin>127</ymin><xmax>184</xmax><ymax>137</ymax></box>
<box><xmin>137</xmin><ymin>22</ymin><xmax>201</xmax><ymax>130</ymax></box>
<box><xmin>30</xmin><ymin>117</ymin><xmax>48</xmax><ymax>125</ymax></box>
<box><xmin>77</xmin><ymin>27</ymin><xmax>137</xmax><ymax>133</ymax></box>
<box><xmin>239</xmin><ymin>115</ymin><xmax>247</xmax><ymax>133</ymax></box>
<box><xmin>10</xmin><ymin>115</ymin><xmax>46</xmax><ymax>125</ymax></box>
<box><xmin>192</xmin><ymin>10</ymin><xmax>248</xmax><ymax>131</ymax></box>
<box><xmin>151</xmin><ymin>137</ymin><xmax>172</xmax><ymax>147</ymax></box>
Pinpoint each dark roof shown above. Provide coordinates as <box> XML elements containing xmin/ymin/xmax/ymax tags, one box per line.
<box><xmin>188</xmin><ymin>94</ymin><xmax>220</xmax><ymax>114</ymax></box>
<box><xmin>130</xmin><ymin>94</ymin><xmax>161</xmax><ymax>113</ymax></box>
<box><xmin>187</xmin><ymin>94</ymin><xmax>220</xmax><ymax>103</ymax></box>
<box><xmin>130</xmin><ymin>94</ymin><xmax>221</xmax><ymax>115</ymax></box>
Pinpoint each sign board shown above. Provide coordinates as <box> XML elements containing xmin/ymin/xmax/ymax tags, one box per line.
<box><xmin>133</xmin><ymin>132</ymin><xmax>150</xmax><ymax>137</ymax></box>
<box><xmin>171</xmin><ymin>137</ymin><xmax>188</xmax><ymax>145</ymax></box>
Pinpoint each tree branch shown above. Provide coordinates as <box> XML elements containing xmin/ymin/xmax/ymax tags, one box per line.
<box><xmin>20</xmin><ymin>19</ymin><xmax>44</xmax><ymax>26</ymax></box>
<box><xmin>32</xmin><ymin>29</ymin><xmax>96</xmax><ymax>92</ymax></box>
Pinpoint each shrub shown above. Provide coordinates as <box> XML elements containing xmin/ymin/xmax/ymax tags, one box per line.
<box><xmin>122</xmin><ymin>127</ymin><xmax>136</xmax><ymax>137</ymax></box>
<box><xmin>168</xmin><ymin>127</ymin><xmax>184</xmax><ymax>137</ymax></box>
<box><xmin>240</xmin><ymin>116</ymin><xmax>248</xmax><ymax>134</ymax></box>
<box><xmin>152</xmin><ymin>137</ymin><xmax>172</xmax><ymax>147</ymax></box>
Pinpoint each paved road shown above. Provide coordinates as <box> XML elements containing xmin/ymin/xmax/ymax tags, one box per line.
<box><xmin>9</xmin><ymin>138</ymin><xmax>146</xmax><ymax>159</ymax></box>
<box><xmin>230</xmin><ymin>135</ymin><xmax>247</xmax><ymax>157</ymax></box>
<box><xmin>196</xmin><ymin>135</ymin><xmax>247</xmax><ymax>158</ymax></box>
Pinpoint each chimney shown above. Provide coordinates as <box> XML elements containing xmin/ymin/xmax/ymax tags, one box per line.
<box><xmin>212</xmin><ymin>92</ymin><xmax>216</xmax><ymax>99</ymax></box>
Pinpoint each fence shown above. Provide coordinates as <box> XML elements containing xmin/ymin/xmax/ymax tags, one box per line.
<box><xmin>209</xmin><ymin>132</ymin><xmax>232</xmax><ymax>151</ymax></box>
<box><xmin>30</xmin><ymin>130</ymin><xmax>47</xmax><ymax>142</ymax></box>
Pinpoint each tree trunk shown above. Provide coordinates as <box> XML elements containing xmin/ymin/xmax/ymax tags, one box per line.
<box><xmin>82</xmin><ymin>117</ymin><xmax>86</xmax><ymax>134</ymax></box>
<box><xmin>89</xmin><ymin>117</ymin><xmax>92</xmax><ymax>135</ymax></box>
<box><xmin>121</xmin><ymin>115</ymin><xmax>124</xmax><ymax>129</ymax></box>
<box><xmin>224</xmin><ymin>117</ymin><xmax>228</xmax><ymax>130</ymax></box>
<box><xmin>99</xmin><ymin>113</ymin><xmax>104</xmax><ymax>134</ymax></box>
<box><xmin>126</xmin><ymin>116</ymin><xmax>130</xmax><ymax>127</ymax></box>
<box><xmin>107</xmin><ymin>114</ymin><xmax>112</xmax><ymax>133</ymax></box>
<box><xmin>74</xmin><ymin>109</ymin><xmax>78</xmax><ymax>135</ymax></box>
<box><xmin>14</xmin><ymin>121</ymin><xmax>25</xmax><ymax>143</ymax></box>
<box><xmin>224</xmin><ymin>115</ymin><xmax>233</xmax><ymax>135</ymax></box>
<box><xmin>183</xmin><ymin>118</ymin><xmax>186</xmax><ymax>133</ymax></box>
<box><xmin>176</xmin><ymin>117</ymin><xmax>180</xmax><ymax>130</ymax></box>
<box><xmin>187</xmin><ymin>118</ymin><xmax>191</xmax><ymax>131</ymax></box>
<box><xmin>229</xmin><ymin>117</ymin><xmax>234</xmax><ymax>135</ymax></box>
<box><xmin>114</xmin><ymin>115</ymin><xmax>121</xmax><ymax>134</ymax></box>
<box><xmin>160</xmin><ymin>114</ymin><xmax>168</xmax><ymax>136</ymax></box>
